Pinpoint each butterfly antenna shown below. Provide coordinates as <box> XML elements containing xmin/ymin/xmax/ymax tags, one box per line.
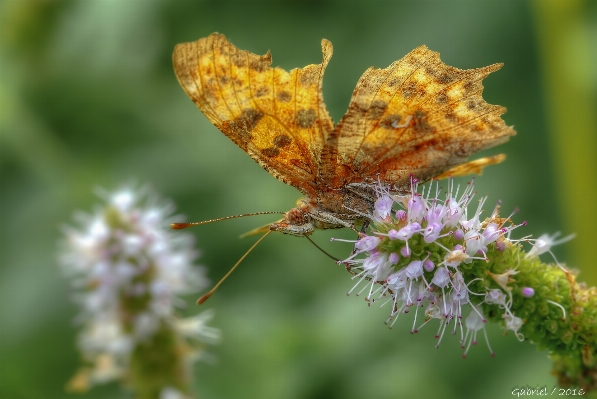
<box><xmin>171</xmin><ymin>211</ymin><xmax>286</xmax><ymax>229</ymax></box>
<box><xmin>197</xmin><ymin>230</ymin><xmax>272</xmax><ymax>305</ymax></box>
<box><xmin>304</xmin><ymin>235</ymin><xmax>340</xmax><ymax>262</ymax></box>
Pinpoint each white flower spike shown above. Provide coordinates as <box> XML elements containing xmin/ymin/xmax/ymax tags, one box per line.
<box><xmin>61</xmin><ymin>185</ymin><xmax>219</xmax><ymax>395</ymax></box>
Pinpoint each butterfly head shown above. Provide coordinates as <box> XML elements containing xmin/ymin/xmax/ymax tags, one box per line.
<box><xmin>269</xmin><ymin>201</ymin><xmax>315</xmax><ymax>236</ymax></box>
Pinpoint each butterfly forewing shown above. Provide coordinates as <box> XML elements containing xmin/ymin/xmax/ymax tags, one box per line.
<box><xmin>321</xmin><ymin>45</ymin><xmax>515</xmax><ymax>189</ymax></box>
<box><xmin>173</xmin><ymin>33</ymin><xmax>335</xmax><ymax>197</ymax></box>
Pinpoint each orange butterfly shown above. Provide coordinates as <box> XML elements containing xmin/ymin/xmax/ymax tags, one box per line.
<box><xmin>172</xmin><ymin>33</ymin><xmax>514</xmax><ymax>237</ymax></box>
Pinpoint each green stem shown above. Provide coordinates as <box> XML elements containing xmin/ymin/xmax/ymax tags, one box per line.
<box><xmin>531</xmin><ymin>0</ymin><xmax>597</xmax><ymax>285</ymax></box>
<box><xmin>129</xmin><ymin>322</ymin><xmax>193</xmax><ymax>399</ymax></box>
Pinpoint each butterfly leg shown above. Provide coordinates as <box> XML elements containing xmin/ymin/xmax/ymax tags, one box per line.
<box><xmin>360</xmin><ymin>219</ymin><xmax>370</xmax><ymax>235</ymax></box>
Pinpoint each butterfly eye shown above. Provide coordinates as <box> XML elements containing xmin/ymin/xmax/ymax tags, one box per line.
<box><xmin>285</xmin><ymin>207</ymin><xmax>308</xmax><ymax>226</ymax></box>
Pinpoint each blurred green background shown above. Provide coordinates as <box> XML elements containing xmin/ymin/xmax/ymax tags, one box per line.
<box><xmin>1</xmin><ymin>0</ymin><xmax>596</xmax><ymax>398</ymax></box>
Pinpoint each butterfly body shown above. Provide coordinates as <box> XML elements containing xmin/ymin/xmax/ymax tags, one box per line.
<box><xmin>269</xmin><ymin>186</ymin><xmax>375</xmax><ymax>236</ymax></box>
<box><xmin>173</xmin><ymin>33</ymin><xmax>515</xmax><ymax>236</ymax></box>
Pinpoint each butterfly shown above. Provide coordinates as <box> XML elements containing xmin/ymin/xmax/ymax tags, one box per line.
<box><xmin>172</xmin><ymin>33</ymin><xmax>515</xmax><ymax>237</ymax></box>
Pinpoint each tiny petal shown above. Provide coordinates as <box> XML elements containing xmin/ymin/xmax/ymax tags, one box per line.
<box><xmin>465</xmin><ymin>308</ymin><xmax>484</xmax><ymax>332</ymax></box>
<box><xmin>396</xmin><ymin>225</ymin><xmax>416</xmax><ymax>240</ymax></box>
<box><xmin>482</xmin><ymin>222</ymin><xmax>501</xmax><ymax>244</ymax></box>
<box><xmin>111</xmin><ymin>191</ymin><xmax>135</xmax><ymax>211</ymax></box>
<box><xmin>408</xmin><ymin>195</ymin><xmax>426</xmax><ymax>221</ymax></box>
<box><xmin>386</xmin><ymin>270</ymin><xmax>407</xmax><ymax>290</ymax></box>
<box><xmin>444</xmin><ymin>249</ymin><xmax>467</xmax><ymax>268</ymax></box>
<box><xmin>504</xmin><ymin>314</ymin><xmax>523</xmax><ymax>335</ymax></box>
<box><xmin>355</xmin><ymin>236</ymin><xmax>381</xmax><ymax>252</ymax></box>
<box><xmin>423</xmin><ymin>222</ymin><xmax>443</xmax><ymax>243</ymax></box>
<box><xmin>405</xmin><ymin>260</ymin><xmax>424</xmax><ymax>279</ymax></box>
<box><xmin>528</xmin><ymin>236</ymin><xmax>550</xmax><ymax>256</ymax></box>
<box><xmin>464</xmin><ymin>231</ymin><xmax>483</xmax><ymax>257</ymax></box>
<box><xmin>432</xmin><ymin>267</ymin><xmax>451</xmax><ymax>288</ymax></box>
<box><xmin>375</xmin><ymin>195</ymin><xmax>394</xmax><ymax>219</ymax></box>
<box><xmin>526</xmin><ymin>232</ymin><xmax>575</xmax><ymax>258</ymax></box>
<box><xmin>485</xmin><ymin>289</ymin><xmax>506</xmax><ymax>305</ymax></box>
<box><xmin>444</xmin><ymin>202</ymin><xmax>464</xmax><ymax>227</ymax></box>
<box><xmin>488</xmin><ymin>269</ymin><xmax>518</xmax><ymax>292</ymax></box>
<box><xmin>387</xmin><ymin>229</ymin><xmax>400</xmax><ymax>240</ymax></box>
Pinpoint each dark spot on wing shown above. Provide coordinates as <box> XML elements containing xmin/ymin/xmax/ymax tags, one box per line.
<box><xmin>425</xmin><ymin>67</ymin><xmax>439</xmax><ymax>78</ymax></box>
<box><xmin>274</xmin><ymin>134</ymin><xmax>292</xmax><ymax>148</ymax></box>
<box><xmin>262</xmin><ymin>147</ymin><xmax>280</xmax><ymax>157</ymax></box>
<box><xmin>401</xmin><ymin>82</ymin><xmax>417</xmax><ymax>99</ymax></box>
<box><xmin>297</xmin><ymin>108</ymin><xmax>317</xmax><ymax>128</ymax></box>
<box><xmin>466</xmin><ymin>99</ymin><xmax>478</xmax><ymax>110</ymax></box>
<box><xmin>255</xmin><ymin>86</ymin><xmax>269</xmax><ymax>97</ymax></box>
<box><xmin>226</xmin><ymin>108</ymin><xmax>264</xmax><ymax>141</ymax></box>
<box><xmin>413</xmin><ymin>110</ymin><xmax>434</xmax><ymax>134</ymax></box>
<box><xmin>463</xmin><ymin>80</ymin><xmax>479</xmax><ymax>93</ymax></box>
<box><xmin>231</xmin><ymin>53</ymin><xmax>246</xmax><ymax>68</ymax></box>
<box><xmin>386</xmin><ymin>78</ymin><xmax>399</xmax><ymax>88</ymax></box>
<box><xmin>240</xmin><ymin>108</ymin><xmax>263</xmax><ymax>129</ymax></box>
<box><xmin>277</xmin><ymin>91</ymin><xmax>291</xmax><ymax>102</ymax></box>
<box><xmin>367</xmin><ymin>100</ymin><xmax>388</xmax><ymax>120</ymax></box>
<box><xmin>412</xmin><ymin>137</ymin><xmax>439</xmax><ymax>152</ymax></box>
<box><xmin>238</xmin><ymin>131</ymin><xmax>251</xmax><ymax>141</ymax></box>
<box><xmin>215</xmin><ymin>37</ymin><xmax>230</xmax><ymax>56</ymax></box>
<box><xmin>299</xmin><ymin>69</ymin><xmax>318</xmax><ymax>85</ymax></box>
<box><xmin>249</xmin><ymin>54</ymin><xmax>271</xmax><ymax>72</ymax></box>
<box><xmin>438</xmin><ymin>73</ymin><xmax>455</xmax><ymax>84</ymax></box>
<box><xmin>347</xmin><ymin>101</ymin><xmax>368</xmax><ymax>119</ymax></box>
